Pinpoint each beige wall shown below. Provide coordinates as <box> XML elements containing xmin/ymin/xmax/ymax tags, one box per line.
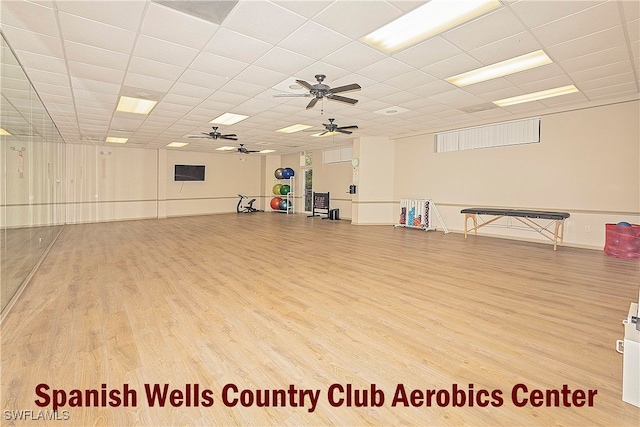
<box><xmin>352</xmin><ymin>137</ymin><xmax>396</xmax><ymax>224</ymax></box>
<box><xmin>64</xmin><ymin>146</ymin><xmax>263</xmax><ymax>223</ymax></box>
<box><xmin>165</xmin><ymin>150</ymin><xmax>261</xmax><ymax>217</ymax></box>
<box><xmin>392</xmin><ymin>100</ymin><xmax>640</xmax><ymax>248</ymax></box>
<box><xmin>65</xmin><ymin>145</ymin><xmax>158</xmax><ymax>224</ymax></box>
<box><xmin>49</xmin><ymin>100</ymin><xmax>640</xmax><ymax>250</ymax></box>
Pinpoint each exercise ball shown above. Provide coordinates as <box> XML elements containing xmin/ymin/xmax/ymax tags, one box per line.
<box><xmin>282</xmin><ymin>167</ymin><xmax>295</xmax><ymax>179</ymax></box>
<box><xmin>279</xmin><ymin>199</ymin><xmax>289</xmax><ymax>210</ymax></box>
<box><xmin>270</xmin><ymin>197</ymin><xmax>282</xmax><ymax>210</ymax></box>
<box><xmin>617</xmin><ymin>221</ymin><xmax>632</xmax><ymax>226</ymax></box>
<box><xmin>272</xmin><ymin>184</ymin><xmax>282</xmax><ymax>195</ymax></box>
<box><xmin>274</xmin><ymin>168</ymin><xmax>284</xmax><ymax>179</ymax></box>
<box><xmin>280</xmin><ymin>184</ymin><xmax>290</xmax><ymax>195</ymax></box>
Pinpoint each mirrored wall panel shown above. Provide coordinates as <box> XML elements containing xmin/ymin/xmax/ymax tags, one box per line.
<box><xmin>1</xmin><ymin>33</ymin><xmax>66</xmax><ymax>314</ymax></box>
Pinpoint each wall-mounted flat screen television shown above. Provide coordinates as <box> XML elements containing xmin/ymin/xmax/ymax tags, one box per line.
<box><xmin>175</xmin><ymin>164</ymin><xmax>205</xmax><ymax>181</ymax></box>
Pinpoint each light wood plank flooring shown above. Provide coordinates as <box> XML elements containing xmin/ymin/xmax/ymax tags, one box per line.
<box><xmin>1</xmin><ymin>213</ymin><xmax>639</xmax><ymax>426</ymax></box>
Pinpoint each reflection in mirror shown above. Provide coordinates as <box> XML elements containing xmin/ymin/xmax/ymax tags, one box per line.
<box><xmin>1</xmin><ymin>33</ymin><xmax>66</xmax><ymax>316</ymax></box>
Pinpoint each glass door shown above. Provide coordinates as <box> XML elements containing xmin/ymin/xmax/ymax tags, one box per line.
<box><xmin>303</xmin><ymin>168</ymin><xmax>313</xmax><ymax>213</ymax></box>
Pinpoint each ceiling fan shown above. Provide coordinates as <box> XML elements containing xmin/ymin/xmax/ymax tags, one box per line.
<box><xmin>314</xmin><ymin>118</ymin><xmax>358</xmax><ymax>136</ymax></box>
<box><xmin>237</xmin><ymin>144</ymin><xmax>259</xmax><ymax>154</ymax></box>
<box><xmin>188</xmin><ymin>126</ymin><xmax>237</xmax><ymax>140</ymax></box>
<box><xmin>274</xmin><ymin>74</ymin><xmax>361</xmax><ymax>110</ymax></box>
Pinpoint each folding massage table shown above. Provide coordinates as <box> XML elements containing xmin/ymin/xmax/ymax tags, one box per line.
<box><xmin>461</xmin><ymin>208</ymin><xmax>570</xmax><ymax>250</ymax></box>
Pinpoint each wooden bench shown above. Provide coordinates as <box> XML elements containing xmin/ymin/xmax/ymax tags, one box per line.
<box><xmin>461</xmin><ymin>208</ymin><xmax>570</xmax><ymax>250</ymax></box>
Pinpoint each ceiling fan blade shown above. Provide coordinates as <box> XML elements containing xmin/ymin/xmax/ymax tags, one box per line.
<box><xmin>188</xmin><ymin>135</ymin><xmax>211</xmax><ymax>138</ymax></box>
<box><xmin>221</xmin><ymin>135</ymin><xmax>238</xmax><ymax>140</ymax></box>
<box><xmin>330</xmin><ymin>83</ymin><xmax>361</xmax><ymax>94</ymax></box>
<box><xmin>318</xmin><ymin>130</ymin><xmax>328</xmax><ymax>136</ymax></box>
<box><xmin>336</xmin><ymin>129</ymin><xmax>353</xmax><ymax>134</ymax></box>
<box><xmin>296</xmin><ymin>79</ymin><xmax>314</xmax><ymax>90</ymax></box>
<box><xmin>306</xmin><ymin>97</ymin><xmax>319</xmax><ymax>110</ymax></box>
<box><xmin>337</xmin><ymin>125</ymin><xmax>358</xmax><ymax>130</ymax></box>
<box><xmin>327</xmin><ymin>94</ymin><xmax>358</xmax><ymax>105</ymax></box>
<box><xmin>273</xmin><ymin>93</ymin><xmax>311</xmax><ymax>98</ymax></box>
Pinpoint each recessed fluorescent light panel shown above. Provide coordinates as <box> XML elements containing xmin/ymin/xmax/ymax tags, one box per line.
<box><xmin>276</xmin><ymin>124</ymin><xmax>313</xmax><ymax>133</ymax></box>
<box><xmin>0</xmin><ymin>128</ymin><xmax>12</xmax><ymax>135</ymax></box>
<box><xmin>116</xmin><ymin>96</ymin><xmax>157</xmax><ymax>114</ymax></box>
<box><xmin>446</xmin><ymin>50</ymin><xmax>553</xmax><ymax>87</ymax></box>
<box><xmin>216</xmin><ymin>146</ymin><xmax>237</xmax><ymax>151</ymax></box>
<box><xmin>210</xmin><ymin>113</ymin><xmax>249</xmax><ymax>126</ymax></box>
<box><xmin>105</xmin><ymin>137</ymin><xmax>128</xmax><ymax>143</ymax></box>
<box><xmin>167</xmin><ymin>142</ymin><xmax>189</xmax><ymax>148</ymax></box>
<box><xmin>361</xmin><ymin>0</ymin><xmax>502</xmax><ymax>54</ymax></box>
<box><xmin>493</xmin><ymin>85</ymin><xmax>579</xmax><ymax>107</ymax></box>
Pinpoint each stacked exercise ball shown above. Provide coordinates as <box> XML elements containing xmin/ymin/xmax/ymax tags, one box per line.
<box><xmin>270</xmin><ymin>197</ymin><xmax>282</xmax><ymax>210</ymax></box>
<box><xmin>282</xmin><ymin>167</ymin><xmax>294</xmax><ymax>179</ymax></box>
<box><xmin>271</xmin><ymin>167</ymin><xmax>295</xmax><ymax>211</ymax></box>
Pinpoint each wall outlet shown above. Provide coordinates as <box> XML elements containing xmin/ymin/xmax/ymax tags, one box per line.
<box><xmin>585</xmin><ymin>226</ymin><xmax>590</xmax><ymax>232</ymax></box>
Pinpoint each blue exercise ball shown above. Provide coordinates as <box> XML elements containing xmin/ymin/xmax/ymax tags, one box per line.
<box><xmin>282</xmin><ymin>167</ymin><xmax>295</xmax><ymax>179</ymax></box>
<box><xmin>617</xmin><ymin>221</ymin><xmax>631</xmax><ymax>226</ymax></box>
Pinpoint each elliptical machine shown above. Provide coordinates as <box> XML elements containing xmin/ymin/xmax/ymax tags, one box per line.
<box><xmin>236</xmin><ymin>194</ymin><xmax>260</xmax><ymax>213</ymax></box>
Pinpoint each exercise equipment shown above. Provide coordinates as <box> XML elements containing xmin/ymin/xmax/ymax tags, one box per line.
<box><xmin>282</xmin><ymin>167</ymin><xmax>295</xmax><ymax>179</ymax></box>
<box><xmin>279</xmin><ymin>199</ymin><xmax>290</xmax><ymax>210</ymax></box>
<box><xmin>308</xmin><ymin>192</ymin><xmax>330</xmax><ymax>218</ymax></box>
<box><xmin>272</xmin><ymin>184</ymin><xmax>282</xmax><ymax>195</ymax></box>
<box><xmin>461</xmin><ymin>208</ymin><xmax>568</xmax><ymax>250</ymax></box>
<box><xmin>236</xmin><ymin>194</ymin><xmax>260</xmax><ymax>213</ymax></box>
<box><xmin>397</xmin><ymin>199</ymin><xmax>448</xmax><ymax>234</ymax></box>
<box><xmin>270</xmin><ymin>197</ymin><xmax>282</xmax><ymax>210</ymax></box>
<box><xmin>274</xmin><ymin>168</ymin><xmax>284</xmax><ymax>179</ymax></box>
<box><xmin>618</xmin><ymin>222</ymin><xmax>632</xmax><ymax>227</ymax></box>
<box><xmin>279</xmin><ymin>184</ymin><xmax>290</xmax><ymax>195</ymax></box>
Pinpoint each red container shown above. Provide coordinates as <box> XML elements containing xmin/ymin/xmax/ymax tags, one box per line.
<box><xmin>604</xmin><ymin>224</ymin><xmax>640</xmax><ymax>259</ymax></box>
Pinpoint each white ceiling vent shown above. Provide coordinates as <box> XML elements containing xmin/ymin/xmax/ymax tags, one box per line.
<box><xmin>153</xmin><ymin>1</ymin><xmax>239</xmax><ymax>25</ymax></box>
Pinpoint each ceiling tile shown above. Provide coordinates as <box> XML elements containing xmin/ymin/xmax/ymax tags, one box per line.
<box><xmin>0</xmin><ymin>27</ymin><xmax>63</xmax><ymax>58</ymax></box>
<box><xmin>509</xmin><ymin>0</ymin><xmax>604</xmax><ymax>28</ymax></box>
<box><xmin>322</xmin><ymin>42</ymin><xmax>388</xmax><ymax>73</ymax></box>
<box><xmin>141</xmin><ymin>1</ymin><xmax>219</xmax><ymax>49</ymax></box>
<box><xmin>133</xmin><ymin>35</ymin><xmax>200</xmax><ymax>67</ymax></box>
<box><xmin>467</xmin><ymin>32</ymin><xmax>543</xmax><ymax>65</ymax></box>
<box><xmin>546</xmin><ymin>26</ymin><xmax>627</xmax><ymax>61</ymax></box>
<box><xmin>278</xmin><ymin>21</ymin><xmax>351</xmax><ymax>60</ymax></box>
<box><xmin>421</xmin><ymin>54</ymin><xmax>482</xmax><ymax>79</ymax></box>
<box><xmin>190</xmin><ymin>52</ymin><xmax>248</xmax><ymax>79</ymax></box>
<box><xmin>56</xmin><ymin>0</ymin><xmax>146</xmax><ymax>31</ymax></box>
<box><xmin>0</xmin><ymin>1</ymin><xmax>59</xmax><ymax>38</ymax></box>
<box><xmin>393</xmin><ymin>36</ymin><xmax>463</xmax><ymax>69</ymax></box>
<box><xmin>174</xmin><ymin>69</ymin><xmax>228</xmax><ymax>91</ymax></box>
<box><xmin>443</xmin><ymin>8</ymin><xmax>526</xmax><ymax>52</ymax></box>
<box><xmin>223</xmin><ymin>1</ymin><xmax>307</xmax><ymax>45</ymax></box>
<box><xmin>65</xmin><ymin>41</ymin><xmax>130</xmax><ymax>71</ymax></box>
<box><xmin>205</xmin><ymin>28</ymin><xmax>273</xmax><ymax>63</ymax></box>
<box><xmin>58</xmin><ymin>12</ymin><xmax>137</xmax><ymax>55</ymax></box>
<box><xmin>530</xmin><ymin>2</ymin><xmax>623</xmax><ymax>47</ymax></box>
<box><xmin>313</xmin><ymin>1</ymin><xmax>404</xmax><ymax>39</ymax></box>
<box><xmin>357</xmin><ymin>57</ymin><xmax>414</xmax><ymax>83</ymax></box>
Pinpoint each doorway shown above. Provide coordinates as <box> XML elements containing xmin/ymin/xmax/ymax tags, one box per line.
<box><xmin>302</xmin><ymin>168</ymin><xmax>313</xmax><ymax>213</ymax></box>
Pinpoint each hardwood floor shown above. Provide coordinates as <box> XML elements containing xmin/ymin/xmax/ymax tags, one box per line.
<box><xmin>1</xmin><ymin>213</ymin><xmax>639</xmax><ymax>426</ymax></box>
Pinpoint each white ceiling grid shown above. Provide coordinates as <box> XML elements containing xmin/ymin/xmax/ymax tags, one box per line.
<box><xmin>0</xmin><ymin>0</ymin><xmax>638</xmax><ymax>154</ymax></box>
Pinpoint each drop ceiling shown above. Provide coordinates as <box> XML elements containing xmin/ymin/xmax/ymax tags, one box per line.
<box><xmin>1</xmin><ymin>0</ymin><xmax>638</xmax><ymax>155</ymax></box>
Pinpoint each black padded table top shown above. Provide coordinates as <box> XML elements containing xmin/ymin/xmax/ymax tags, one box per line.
<box><xmin>461</xmin><ymin>208</ymin><xmax>570</xmax><ymax>220</ymax></box>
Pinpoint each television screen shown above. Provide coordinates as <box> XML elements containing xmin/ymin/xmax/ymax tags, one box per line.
<box><xmin>174</xmin><ymin>164</ymin><xmax>205</xmax><ymax>181</ymax></box>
